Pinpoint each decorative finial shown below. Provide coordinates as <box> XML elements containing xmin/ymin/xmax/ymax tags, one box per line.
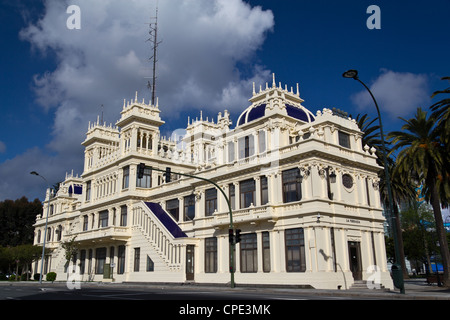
<box><xmin>272</xmin><ymin>73</ymin><xmax>276</xmax><ymax>88</ymax></box>
<box><xmin>135</xmin><ymin>91</ymin><xmax>138</xmax><ymax>102</ymax></box>
<box><xmin>296</xmin><ymin>83</ymin><xmax>300</xmax><ymax>96</ymax></box>
<box><xmin>252</xmin><ymin>82</ymin><xmax>256</xmax><ymax>95</ymax></box>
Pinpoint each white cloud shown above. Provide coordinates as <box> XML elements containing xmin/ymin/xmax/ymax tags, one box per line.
<box><xmin>0</xmin><ymin>0</ymin><xmax>274</xmax><ymax>200</ymax></box>
<box><xmin>351</xmin><ymin>69</ymin><xmax>430</xmax><ymax>119</ymax></box>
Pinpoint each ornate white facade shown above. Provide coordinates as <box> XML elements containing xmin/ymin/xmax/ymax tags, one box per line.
<box><xmin>33</xmin><ymin>75</ymin><xmax>393</xmax><ymax>290</ymax></box>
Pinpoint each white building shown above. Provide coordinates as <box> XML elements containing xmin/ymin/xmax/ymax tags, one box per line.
<box><xmin>33</xmin><ymin>75</ymin><xmax>393</xmax><ymax>290</ymax></box>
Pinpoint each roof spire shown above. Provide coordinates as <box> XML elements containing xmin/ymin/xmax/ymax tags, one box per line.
<box><xmin>272</xmin><ymin>73</ymin><xmax>276</xmax><ymax>88</ymax></box>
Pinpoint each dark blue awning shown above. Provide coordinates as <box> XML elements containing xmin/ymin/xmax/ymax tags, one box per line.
<box><xmin>144</xmin><ymin>202</ymin><xmax>187</xmax><ymax>238</ymax></box>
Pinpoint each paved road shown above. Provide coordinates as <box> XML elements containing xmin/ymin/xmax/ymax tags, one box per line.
<box><xmin>0</xmin><ymin>283</ymin><xmax>364</xmax><ymax>300</ymax></box>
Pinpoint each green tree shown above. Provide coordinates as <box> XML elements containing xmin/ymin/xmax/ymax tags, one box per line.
<box><xmin>0</xmin><ymin>197</ymin><xmax>42</xmax><ymax>247</ymax></box>
<box><xmin>401</xmin><ymin>203</ymin><xmax>435</xmax><ymax>274</ymax></box>
<box><xmin>388</xmin><ymin>107</ymin><xmax>450</xmax><ymax>286</ymax></box>
<box><xmin>61</xmin><ymin>236</ymin><xmax>79</xmax><ymax>278</ymax></box>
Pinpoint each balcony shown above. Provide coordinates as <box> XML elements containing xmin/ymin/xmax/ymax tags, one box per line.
<box><xmin>71</xmin><ymin>226</ymin><xmax>131</xmax><ymax>245</ymax></box>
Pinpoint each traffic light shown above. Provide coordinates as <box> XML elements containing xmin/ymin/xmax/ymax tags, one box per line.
<box><xmin>235</xmin><ymin>229</ymin><xmax>242</xmax><ymax>243</ymax></box>
<box><xmin>164</xmin><ymin>167</ymin><xmax>171</xmax><ymax>183</ymax></box>
<box><xmin>137</xmin><ymin>163</ymin><xmax>146</xmax><ymax>179</ymax></box>
<box><xmin>228</xmin><ymin>228</ymin><xmax>234</xmax><ymax>244</ymax></box>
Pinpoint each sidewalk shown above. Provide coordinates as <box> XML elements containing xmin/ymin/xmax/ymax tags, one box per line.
<box><xmin>1</xmin><ymin>278</ymin><xmax>449</xmax><ymax>300</ymax></box>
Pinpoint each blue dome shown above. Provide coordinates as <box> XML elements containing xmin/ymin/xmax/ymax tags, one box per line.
<box><xmin>237</xmin><ymin>103</ymin><xmax>315</xmax><ymax>126</ymax></box>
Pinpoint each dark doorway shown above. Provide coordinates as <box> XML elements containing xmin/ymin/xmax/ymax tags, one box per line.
<box><xmin>348</xmin><ymin>241</ymin><xmax>362</xmax><ymax>280</ymax></box>
<box><xmin>186</xmin><ymin>245</ymin><xmax>195</xmax><ymax>281</ymax></box>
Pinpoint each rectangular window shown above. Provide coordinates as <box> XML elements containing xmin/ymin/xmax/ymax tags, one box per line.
<box><xmin>147</xmin><ymin>255</ymin><xmax>154</xmax><ymax>272</ymax></box>
<box><xmin>136</xmin><ymin>165</ymin><xmax>152</xmax><ymax>188</ymax></box>
<box><xmin>86</xmin><ymin>181</ymin><xmax>91</xmax><ymax>201</ymax></box>
<box><xmin>285</xmin><ymin>228</ymin><xmax>306</xmax><ymax>272</ymax></box>
<box><xmin>338</xmin><ymin>131</ymin><xmax>351</xmax><ymax>149</ymax></box>
<box><xmin>261</xmin><ymin>176</ymin><xmax>268</xmax><ymax>205</ymax></box>
<box><xmin>228</xmin><ymin>141</ymin><xmax>235</xmax><ymax>162</ymax></box>
<box><xmin>120</xmin><ymin>205</ymin><xmax>127</xmax><ymax>226</ymax></box>
<box><xmin>134</xmin><ymin>248</ymin><xmax>140</xmax><ymax>272</ymax></box>
<box><xmin>240</xmin><ymin>179</ymin><xmax>255</xmax><ymax>208</ymax></box>
<box><xmin>258</xmin><ymin>130</ymin><xmax>266</xmax><ymax>153</ymax></box>
<box><xmin>282</xmin><ymin>168</ymin><xmax>302</xmax><ymax>203</ymax></box>
<box><xmin>205</xmin><ymin>237</ymin><xmax>218</xmax><ymax>273</ymax></box>
<box><xmin>262</xmin><ymin>232</ymin><xmax>271</xmax><ymax>272</ymax></box>
<box><xmin>184</xmin><ymin>195</ymin><xmax>196</xmax><ymax>221</ymax></box>
<box><xmin>166</xmin><ymin>199</ymin><xmax>179</xmax><ymax>221</ymax></box>
<box><xmin>83</xmin><ymin>215</ymin><xmax>88</xmax><ymax>231</ymax></box>
<box><xmin>240</xmin><ymin>233</ymin><xmax>258</xmax><ymax>273</ymax></box>
<box><xmin>80</xmin><ymin>250</ymin><xmax>86</xmax><ymax>274</ymax></box>
<box><xmin>122</xmin><ymin>166</ymin><xmax>129</xmax><ymax>189</ymax></box>
<box><xmin>95</xmin><ymin>247</ymin><xmax>107</xmax><ymax>274</ymax></box>
<box><xmin>229</xmin><ymin>183</ymin><xmax>235</xmax><ymax>210</ymax></box>
<box><xmin>205</xmin><ymin>188</ymin><xmax>217</xmax><ymax>216</ymax></box>
<box><xmin>98</xmin><ymin>210</ymin><xmax>108</xmax><ymax>228</ymax></box>
<box><xmin>117</xmin><ymin>245</ymin><xmax>125</xmax><ymax>274</ymax></box>
<box><xmin>238</xmin><ymin>135</ymin><xmax>255</xmax><ymax>159</ymax></box>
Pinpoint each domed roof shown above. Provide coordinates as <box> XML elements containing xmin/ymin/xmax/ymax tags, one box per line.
<box><xmin>237</xmin><ymin>103</ymin><xmax>315</xmax><ymax>126</ymax></box>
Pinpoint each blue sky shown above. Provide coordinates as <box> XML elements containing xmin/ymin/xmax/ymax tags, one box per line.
<box><xmin>0</xmin><ymin>0</ymin><xmax>449</xmax><ymax>208</ymax></box>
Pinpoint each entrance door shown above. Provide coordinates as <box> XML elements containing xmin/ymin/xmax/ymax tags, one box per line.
<box><xmin>186</xmin><ymin>245</ymin><xmax>195</xmax><ymax>281</ymax></box>
<box><xmin>348</xmin><ymin>241</ymin><xmax>362</xmax><ymax>280</ymax></box>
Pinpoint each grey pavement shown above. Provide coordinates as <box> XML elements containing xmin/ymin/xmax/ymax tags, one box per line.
<box><xmin>0</xmin><ymin>278</ymin><xmax>449</xmax><ymax>300</ymax></box>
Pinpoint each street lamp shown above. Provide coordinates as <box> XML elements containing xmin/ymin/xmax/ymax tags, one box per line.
<box><xmin>30</xmin><ymin>171</ymin><xmax>52</xmax><ymax>284</ymax></box>
<box><xmin>342</xmin><ymin>69</ymin><xmax>405</xmax><ymax>293</ymax></box>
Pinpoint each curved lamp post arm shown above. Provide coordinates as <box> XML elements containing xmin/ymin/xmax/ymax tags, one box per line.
<box><xmin>342</xmin><ymin>70</ymin><xmax>404</xmax><ymax>293</ymax></box>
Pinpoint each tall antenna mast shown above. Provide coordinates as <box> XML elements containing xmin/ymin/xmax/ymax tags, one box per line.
<box><xmin>147</xmin><ymin>2</ymin><xmax>161</xmax><ymax>106</ymax></box>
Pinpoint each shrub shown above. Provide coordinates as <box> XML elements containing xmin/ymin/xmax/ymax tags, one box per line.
<box><xmin>46</xmin><ymin>272</ymin><xmax>57</xmax><ymax>282</ymax></box>
<box><xmin>33</xmin><ymin>273</ymin><xmax>41</xmax><ymax>281</ymax></box>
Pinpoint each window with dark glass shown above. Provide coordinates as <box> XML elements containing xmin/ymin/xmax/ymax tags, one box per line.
<box><xmin>166</xmin><ymin>199</ymin><xmax>179</xmax><ymax>221</ymax></box>
<box><xmin>205</xmin><ymin>188</ymin><xmax>217</xmax><ymax>216</ymax></box>
<box><xmin>56</xmin><ymin>225</ymin><xmax>62</xmax><ymax>241</ymax></box>
<box><xmin>205</xmin><ymin>237</ymin><xmax>217</xmax><ymax>273</ymax></box>
<box><xmin>134</xmin><ymin>248</ymin><xmax>140</xmax><ymax>272</ymax></box>
<box><xmin>98</xmin><ymin>210</ymin><xmax>108</xmax><ymax>228</ymax></box>
<box><xmin>261</xmin><ymin>176</ymin><xmax>268</xmax><ymax>205</ymax></box>
<box><xmin>79</xmin><ymin>250</ymin><xmax>86</xmax><ymax>274</ymax></box>
<box><xmin>147</xmin><ymin>255</ymin><xmax>154</xmax><ymax>272</ymax></box>
<box><xmin>342</xmin><ymin>174</ymin><xmax>353</xmax><ymax>189</ymax></box>
<box><xmin>120</xmin><ymin>205</ymin><xmax>127</xmax><ymax>226</ymax></box>
<box><xmin>285</xmin><ymin>228</ymin><xmax>306</xmax><ymax>272</ymax></box>
<box><xmin>240</xmin><ymin>179</ymin><xmax>255</xmax><ymax>208</ymax></box>
<box><xmin>86</xmin><ymin>181</ymin><xmax>91</xmax><ymax>201</ymax></box>
<box><xmin>238</xmin><ymin>135</ymin><xmax>254</xmax><ymax>159</ymax></box>
<box><xmin>240</xmin><ymin>233</ymin><xmax>258</xmax><ymax>273</ymax></box>
<box><xmin>122</xmin><ymin>166</ymin><xmax>129</xmax><ymax>189</ymax></box>
<box><xmin>184</xmin><ymin>194</ymin><xmax>196</xmax><ymax>221</ymax></box>
<box><xmin>117</xmin><ymin>245</ymin><xmax>125</xmax><ymax>274</ymax></box>
<box><xmin>338</xmin><ymin>131</ymin><xmax>351</xmax><ymax>148</ymax></box>
<box><xmin>95</xmin><ymin>247</ymin><xmax>107</xmax><ymax>274</ymax></box>
<box><xmin>83</xmin><ymin>215</ymin><xmax>88</xmax><ymax>231</ymax></box>
<box><xmin>262</xmin><ymin>231</ymin><xmax>271</xmax><ymax>272</ymax></box>
<box><xmin>136</xmin><ymin>165</ymin><xmax>151</xmax><ymax>188</ymax></box>
<box><xmin>282</xmin><ymin>168</ymin><xmax>302</xmax><ymax>203</ymax></box>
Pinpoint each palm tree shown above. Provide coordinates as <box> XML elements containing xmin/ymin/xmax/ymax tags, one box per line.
<box><xmin>388</xmin><ymin>108</ymin><xmax>450</xmax><ymax>287</ymax></box>
<box><xmin>355</xmin><ymin>114</ymin><xmax>414</xmax><ymax>278</ymax></box>
<box><xmin>430</xmin><ymin>76</ymin><xmax>450</xmax><ymax>207</ymax></box>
